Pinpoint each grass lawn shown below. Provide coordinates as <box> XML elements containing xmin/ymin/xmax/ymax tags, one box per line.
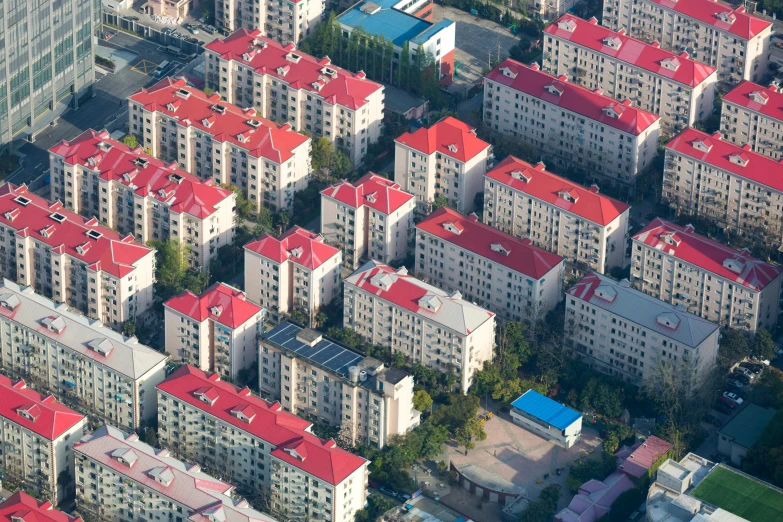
<box><xmin>691</xmin><ymin>466</ymin><xmax>783</xmax><ymax>522</ymax></box>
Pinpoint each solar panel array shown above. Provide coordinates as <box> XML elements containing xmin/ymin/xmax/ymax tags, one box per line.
<box><xmin>263</xmin><ymin>322</ymin><xmax>364</xmax><ymax>378</ymax></box>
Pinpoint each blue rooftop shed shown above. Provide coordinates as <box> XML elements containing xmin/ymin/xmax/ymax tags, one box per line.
<box><xmin>510</xmin><ymin>390</ymin><xmax>582</xmax><ymax>448</ymax></box>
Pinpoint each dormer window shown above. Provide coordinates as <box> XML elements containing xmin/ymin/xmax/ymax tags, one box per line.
<box><xmin>418</xmin><ymin>295</ymin><xmax>441</xmax><ymax>312</ymax></box>
<box><xmin>211</xmin><ymin>104</ymin><xmax>227</xmax><ymax>115</ymax></box>
<box><xmin>50</xmin><ymin>212</ymin><xmax>66</xmax><ymax>223</ymax></box>
<box><xmin>97</xmin><ymin>141</ymin><xmax>112</xmax><ymax>153</ymax></box>
<box><xmin>545</xmin><ymin>83</ymin><xmax>564</xmax><ymax>96</ymax></box>
<box><xmin>4</xmin><ymin>209</ymin><xmax>20</xmax><ymax>221</ymax></box>
<box><xmin>284</xmin><ymin>446</ymin><xmax>307</xmax><ymax>461</ymax></box>
<box><xmin>558</xmin><ymin>18</ymin><xmax>577</xmax><ymax>32</ymax></box>
<box><xmin>175</xmin><ymin>88</ymin><xmax>191</xmax><ymax>99</ymax></box>
<box><xmin>490</xmin><ymin>242</ymin><xmax>511</xmax><ymax>256</ymax></box>
<box><xmin>17</xmin><ymin>404</ymin><xmax>41</xmax><ymax>422</ymax></box>
<box><xmin>750</xmin><ymin>91</ymin><xmax>769</xmax><ymax>104</ymax></box>
<box><xmin>365</xmin><ymin>192</ymin><xmax>377</xmax><ymax>203</ymax></box>
<box><xmin>13</xmin><ymin>196</ymin><xmax>31</xmax><ymax>207</ymax></box>
<box><xmin>603</xmin><ymin>36</ymin><xmax>622</xmax><ymax>50</ymax></box>
<box><xmin>88</xmin><ymin>338</ymin><xmax>113</xmax><ymax>357</ymax></box>
<box><xmin>76</xmin><ymin>243</ymin><xmax>91</xmax><ymax>256</ymax></box>
<box><xmin>202</xmin><ymin>117</ymin><xmax>215</xmax><ymax>128</ymax></box>
<box><xmin>729</xmin><ymin>153</ymin><xmax>749</xmax><ymax>167</ymax></box>
<box><xmin>0</xmin><ymin>294</ymin><xmax>21</xmax><ymax>311</ymax></box>
<box><xmin>370</xmin><ymin>273</ymin><xmax>395</xmax><ymax>291</ymax></box>
<box><xmin>169</xmin><ymin>174</ymin><xmax>184</xmax><ymax>184</ymax></box>
<box><xmin>322</xmin><ymin>67</ymin><xmax>337</xmax><ymax>78</ymax></box>
<box><xmin>40</xmin><ymin>225</ymin><xmax>55</xmax><ymax>239</ymax></box>
<box><xmin>286</xmin><ymin>52</ymin><xmax>301</xmax><ymax>63</ymax></box>
<box><xmin>166</xmin><ymin>101</ymin><xmax>179</xmax><ymax>112</ymax></box>
<box><xmin>443</xmin><ymin>221</ymin><xmax>463</xmax><ymax>235</ymax></box>
<box><xmin>693</xmin><ymin>139</ymin><xmax>713</xmax><ymax>153</ymax></box>
<box><xmin>86</xmin><ymin>230</ymin><xmax>103</xmax><ymax>241</ymax></box>
<box><xmin>656</xmin><ymin>312</ymin><xmax>680</xmax><ymax>329</ymax></box>
<box><xmin>510</xmin><ymin>170</ymin><xmax>531</xmax><ymax>183</ymax></box>
<box><xmin>148</xmin><ymin>467</ymin><xmax>175</xmax><ymax>487</ymax></box>
<box><xmin>231</xmin><ymin>404</ymin><xmax>257</xmax><ymax>423</ymax></box>
<box><xmin>723</xmin><ymin>257</ymin><xmax>745</xmax><ymax>274</ymax></box>
<box><xmin>288</xmin><ymin>246</ymin><xmax>303</xmax><ymax>259</ymax></box>
<box><xmin>277</xmin><ymin>65</ymin><xmax>290</xmax><ymax>76</ymax></box>
<box><xmin>558</xmin><ymin>189</ymin><xmax>579</xmax><ymax>203</ymax></box>
<box><xmin>717</xmin><ymin>11</ymin><xmax>736</xmax><ymax>24</ymax></box>
<box><xmin>210</xmin><ymin>305</ymin><xmax>223</xmax><ymax>317</ymax></box>
<box><xmin>500</xmin><ymin>67</ymin><xmax>517</xmax><ymax>79</ymax></box>
<box><xmin>662</xmin><ymin>233</ymin><xmax>681</xmax><ymax>247</ymax></box>
<box><xmin>238</xmin><ymin>133</ymin><xmax>249</xmax><ymax>143</ymax></box>
<box><xmin>111</xmin><ymin>448</ymin><xmax>138</xmax><ymax>467</ymax></box>
<box><xmin>133</xmin><ymin>158</ymin><xmax>149</xmax><ymax>169</ymax></box>
<box><xmin>194</xmin><ymin>387</ymin><xmax>219</xmax><ymax>406</ymax></box>
<box><xmin>247</xmin><ymin>119</ymin><xmax>261</xmax><ymax>128</ymax></box>
<box><xmin>661</xmin><ymin>57</ymin><xmax>680</xmax><ymax>71</ymax></box>
<box><xmin>447</xmin><ymin>144</ymin><xmax>458</xmax><ymax>153</ymax></box>
<box><xmin>594</xmin><ymin>285</ymin><xmax>617</xmax><ymax>302</ymax></box>
<box><xmin>602</xmin><ymin>104</ymin><xmax>623</xmax><ymax>119</ymax></box>
<box><xmin>42</xmin><ymin>315</ymin><xmax>66</xmax><ymax>334</ymax></box>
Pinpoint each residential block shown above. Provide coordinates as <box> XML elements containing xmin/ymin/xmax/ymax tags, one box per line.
<box><xmin>0</xmin><ymin>491</ymin><xmax>82</xmax><ymax>522</ymax></box>
<box><xmin>721</xmin><ymin>81</ymin><xmax>783</xmax><ymax>160</ymax></box>
<box><xmin>215</xmin><ymin>0</ymin><xmax>325</xmax><ymax>44</ymax></box>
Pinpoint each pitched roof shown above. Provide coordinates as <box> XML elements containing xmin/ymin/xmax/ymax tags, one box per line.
<box><xmin>510</xmin><ymin>390</ymin><xmax>581</xmax><ymax>430</ymax></box>
<box><xmin>545</xmin><ymin>15</ymin><xmax>716</xmax><ymax>87</ymax></box>
<box><xmin>157</xmin><ymin>365</ymin><xmax>367</xmax><ymax>485</ymax></box>
<box><xmin>0</xmin><ymin>374</ymin><xmax>84</xmax><ymax>440</ymax></box>
<box><xmin>718</xmin><ymin>404</ymin><xmax>777</xmax><ymax>449</ymax></box>
<box><xmin>74</xmin><ymin>425</ymin><xmax>281</xmax><ymax>521</ymax></box>
<box><xmin>416</xmin><ymin>207</ymin><xmax>563</xmax><ymax>279</ymax></box>
<box><xmin>204</xmin><ymin>31</ymin><xmax>382</xmax><ymax>111</ymax></box>
<box><xmin>634</xmin><ymin>218</ymin><xmax>782</xmax><ymax>291</ymax></box>
<box><xmin>647</xmin><ymin>0</ymin><xmax>770</xmax><ymax>40</ymax></box>
<box><xmin>485</xmin><ymin>59</ymin><xmax>660</xmax><ymax>135</ymax></box>
<box><xmin>344</xmin><ymin>260</ymin><xmax>495</xmax><ymax>334</ymax></box>
<box><xmin>0</xmin><ymin>492</ymin><xmax>82</xmax><ymax>522</ymax></box>
<box><xmin>128</xmin><ymin>78</ymin><xmax>309</xmax><ymax>163</ymax></box>
<box><xmin>567</xmin><ymin>272</ymin><xmax>720</xmax><ymax>348</ymax></box>
<box><xmin>394</xmin><ymin>117</ymin><xmax>490</xmax><ymax>163</ymax></box>
<box><xmin>555</xmin><ymin>472</ymin><xmax>634</xmax><ymax>522</ymax></box>
<box><xmin>666</xmin><ymin>127</ymin><xmax>783</xmax><ymax>193</ymax></box>
<box><xmin>722</xmin><ymin>81</ymin><xmax>783</xmax><ymax>123</ymax></box>
<box><xmin>244</xmin><ymin>226</ymin><xmax>341</xmax><ymax>270</ymax></box>
<box><xmin>0</xmin><ymin>184</ymin><xmax>153</xmax><ymax>279</ymax></box>
<box><xmin>49</xmin><ymin>129</ymin><xmax>234</xmax><ymax>219</ymax></box>
<box><xmin>615</xmin><ymin>436</ymin><xmax>672</xmax><ymax>478</ymax></box>
<box><xmin>320</xmin><ymin>172</ymin><xmax>414</xmax><ymax>214</ymax></box>
<box><xmin>0</xmin><ymin>278</ymin><xmax>167</xmax><ymax>379</ymax></box>
<box><xmin>164</xmin><ymin>283</ymin><xmax>264</xmax><ymax>329</ymax></box>
<box><xmin>486</xmin><ymin>156</ymin><xmax>629</xmax><ymax>226</ymax></box>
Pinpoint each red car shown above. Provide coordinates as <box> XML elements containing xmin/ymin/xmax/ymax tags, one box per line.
<box><xmin>720</xmin><ymin>396</ymin><xmax>737</xmax><ymax>409</ymax></box>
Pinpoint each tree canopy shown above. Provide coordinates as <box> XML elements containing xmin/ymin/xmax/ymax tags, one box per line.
<box><xmin>148</xmin><ymin>239</ymin><xmax>208</xmax><ymax>301</ymax></box>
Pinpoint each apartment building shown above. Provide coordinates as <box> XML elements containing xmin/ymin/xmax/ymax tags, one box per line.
<box><xmin>260</xmin><ymin>321</ymin><xmax>421</xmax><ymax>449</ymax></box>
<box><xmin>416</xmin><ymin>207</ymin><xmax>565</xmax><ymax>323</ymax></box>
<box><xmin>320</xmin><ymin>173</ymin><xmax>415</xmax><ymax>269</ymax></box>
<box><xmin>662</xmin><ymin>127</ymin><xmax>783</xmax><ymax>246</ymax></box>
<box><xmin>343</xmin><ymin>260</ymin><xmax>496</xmax><ymax>392</ymax></box>
<box><xmin>49</xmin><ymin>128</ymin><xmax>235</xmax><ymax>272</ymax></box>
<box><xmin>204</xmin><ymin>31</ymin><xmax>384</xmax><ymax>165</ymax></box>
<box><xmin>543</xmin><ymin>14</ymin><xmax>717</xmax><ymax>133</ymax></box>
<box><xmin>565</xmin><ymin>272</ymin><xmax>720</xmax><ymax>387</ymax></box>
<box><xmin>631</xmin><ymin>219</ymin><xmax>783</xmax><ymax>332</ymax></box>
<box><xmin>0</xmin><ymin>278</ymin><xmax>168</xmax><ymax>430</ymax></box>
<box><xmin>216</xmin><ymin>0</ymin><xmax>324</xmax><ymax>44</ymax></box>
<box><xmin>524</xmin><ymin>0</ymin><xmax>577</xmax><ymax>21</ymax></box>
<box><xmin>74</xmin><ymin>424</ymin><xmax>283</xmax><ymax>522</ymax></box>
<box><xmin>0</xmin><ymin>183</ymin><xmax>155</xmax><ymax>327</ymax></box>
<box><xmin>394</xmin><ymin>117</ymin><xmax>492</xmax><ymax>213</ymax></box>
<box><xmin>157</xmin><ymin>365</ymin><xmax>370</xmax><ymax>522</ymax></box>
<box><xmin>0</xmin><ymin>375</ymin><xmax>86</xmax><ymax>503</ymax></box>
<box><xmin>244</xmin><ymin>226</ymin><xmax>341</xmax><ymax>322</ymax></box>
<box><xmin>721</xmin><ymin>81</ymin><xmax>783</xmax><ymax>160</ymax></box>
<box><xmin>129</xmin><ymin>78</ymin><xmax>311</xmax><ymax>213</ymax></box>
<box><xmin>164</xmin><ymin>283</ymin><xmax>264</xmax><ymax>380</ymax></box>
<box><xmin>0</xmin><ymin>491</ymin><xmax>82</xmax><ymax>522</ymax></box>
<box><xmin>484</xmin><ymin>59</ymin><xmax>660</xmax><ymax>185</ymax></box>
<box><xmin>483</xmin><ymin>156</ymin><xmax>630</xmax><ymax>274</ymax></box>
<box><xmin>0</xmin><ymin>0</ymin><xmax>95</xmax><ymax>146</ymax></box>
<box><xmin>602</xmin><ymin>0</ymin><xmax>771</xmax><ymax>84</ymax></box>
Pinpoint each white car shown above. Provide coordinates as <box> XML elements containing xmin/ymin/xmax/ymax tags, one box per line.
<box><xmin>723</xmin><ymin>392</ymin><xmax>744</xmax><ymax>406</ymax></box>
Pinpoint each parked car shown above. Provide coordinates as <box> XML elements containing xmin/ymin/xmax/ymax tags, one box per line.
<box><xmin>726</xmin><ymin>379</ymin><xmax>744</xmax><ymax>389</ymax></box>
<box><xmin>379</xmin><ymin>486</ymin><xmax>397</xmax><ymax>498</ymax></box>
<box><xmin>726</xmin><ymin>385</ymin><xmax>747</xmax><ymax>399</ymax></box>
<box><xmin>398</xmin><ymin>493</ymin><xmax>412</xmax><ymax>501</ymax></box>
<box><xmin>703</xmin><ymin>414</ymin><xmax>722</xmax><ymax>426</ymax></box>
<box><xmin>723</xmin><ymin>392</ymin><xmax>744</xmax><ymax>406</ymax></box>
<box><xmin>715</xmin><ymin>401</ymin><xmax>733</xmax><ymax>415</ymax></box>
<box><xmin>732</xmin><ymin>371</ymin><xmax>751</xmax><ymax>384</ymax></box>
<box><xmin>740</xmin><ymin>362</ymin><xmax>762</xmax><ymax>374</ymax></box>
<box><xmin>719</xmin><ymin>396</ymin><xmax>737</xmax><ymax>409</ymax></box>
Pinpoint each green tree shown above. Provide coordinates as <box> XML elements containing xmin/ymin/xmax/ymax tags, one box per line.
<box><xmin>398</xmin><ymin>42</ymin><xmax>410</xmax><ymax>89</ymax></box>
<box><xmin>332</xmin><ymin>150</ymin><xmax>352</xmax><ymax>178</ymax></box>
<box><xmin>432</xmin><ymin>194</ymin><xmax>449</xmax><ymax>211</ymax></box>
<box><xmin>391</xmin><ymin>350</ymin><xmax>406</xmax><ymax>367</ymax></box>
<box><xmin>311</xmin><ymin>137</ymin><xmax>335</xmax><ymax>176</ymax></box>
<box><xmin>518</xmin><ymin>484</ymin><xmax>561</xmax><ymax>522</ymax></box>
<box><xmin>354</xmin><ymin>493</ymin><xmax>396</xmax><ymax>522</ymax></box>
<box><xmin>149</xmin><ymin>238</ymin><xmax>190</xmax><ymax>301</ymax></box>
<box><xmin>121</xmin><ymin>134</ymin><xmax>138</xmax><ymax>148</ymax></box>
<box><xmin>122</xmin><ymin>321</ymin><xmax>136</xmax><ymax>337</ymax></box>
<box><xmin>222</xmin><ymin>184</ymin><xmax>254</xmax><ymax>221</ymax></box>
<box><xmin>203</xmin><ymin>87</ymin><xmax>215</xmax><ymax>96</ymax></box>
<box><xmin>718</xmin><ymin>328</ymin><xmax>750</xmax><ymax>368</ymax></box>
<box><xmin>455</xmin><ymin>417</ymin><xmax>486</xmax><ymax>453</ymax></box>
<box><xmin>754</xmin><ymin>367</ymin><xmax>783</xmax><ymax>409</ymax></box>
<box><xmin>750</xmin><ymin>330</ymin><xmax>776</xmax><ymax>361</ymax></box>
<box><xmin>413</xmin><ymin>390</ymin><xmax>433</xmax><ymax>412</ymax></box>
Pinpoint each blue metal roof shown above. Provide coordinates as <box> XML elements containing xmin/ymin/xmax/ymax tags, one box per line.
<box><xmin>510</xmin><ymin>390</ymin><xmax>581</xmax><ymax>430</ymax></box>
<box><xmin>338</xmin><ymin>0</ymin><xmax>433</xmax><ymax>48</ymax></box>
<box><xmin>411</xmin><ymin>19</ymin><xmax>453</xmax><ymax>45</ymax></box>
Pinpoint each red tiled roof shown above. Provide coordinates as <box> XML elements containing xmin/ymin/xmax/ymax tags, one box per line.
<box><xmin>647</xmin><ymin>0</ymin><xmax>770</xmax><ymax>40</ymax></box>
<box><xmin>164</xmin><ymin>282</ymin><xmax>263</xmax><ymax>329</ymax></box>
<box><xmin>722</xmin><ymin>81</ymin><xmax>783</xmax><ymax>122</ymax></box>
<box><xmin>157</xmin><ymin>365</ymin><xmax>367</xmax><ymax>485</ymax></box>
<box><xmin>0</xmin><ymin>184</ymin><xmax>153</xmax><ymax>278</ymax></box>
<box><xmin>485</xmin><ymin>59</ymin><xmax>660</xmax><ymax>135</ymax></box>
<box><xmin>0</xmin><ymin>374</ymin><xmax>84</xmax><ymax>440</ymax></box>
<box><xmin>0</xmin><ymin>492</ymin><xmax>82</xmax><ymax>522</ymax></box>
<box><xmin>634</xmin><ymin>218</ymin><xmax>783</xmax><ymax>291</ymax></box>
<box><xmin>394</xmin><ymin>117</ymin><xmax>490</xmax><ymax>163</ymax></box>
<box><xmin>128</xmin><ymin>78</ymin><xmax>309</xmax><ymax>163</ymax></box>
<box><xmin>205</xmin><ymin>30</ymin><xmax>382</xmax><ymax>111</ymax></box>
<box><xmin>666</xmin><ymin>127</ymin><xmax>783</xmax><ymax>193</ymax></box>
<box><xmin>49</xmin><ymin>129</ymin><xmax>233</xmax><ymax>219</ymax></box>
<box><xmin>486</xmin><ymin>156</ymin><xmax>629</xmax><ymax>226</ymax></box>
<box><xmin>545</xmin><ymin>15</ymin><xmax>716</xmax><ymax>87</ymax></box>
<box><xmin>320</xmin><ymin>172</ymin><xmax>414</xmax><ymax>214</ymax></box>
<box><xmin>615</xmin><ymin>436</ymin><xmax>672</xmax><ymax>478</ymax></box>
<box><xmin>244</xmin><ymin>226</ymin><xmax>340</xmax><ymax>270</ymax></box>
<box><xmin>416</xmin><ymin>207</ymin><xmax>563</xmax><ymax>279</ymax></box>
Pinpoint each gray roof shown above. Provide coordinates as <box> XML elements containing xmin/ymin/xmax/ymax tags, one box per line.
<box><xmin>0</xmin><ymin>279</ymin><xmax>167</xmax><ymax>379</ymax></box>
<box><xmin>719</xmin><ymin>404</ymin><xmax>777</xmax><ymax>449</ymax></box>
<box><xmin>568</xmin><ymin>273</ymin><xmax>720</xmax><ymax>348</ymax></box>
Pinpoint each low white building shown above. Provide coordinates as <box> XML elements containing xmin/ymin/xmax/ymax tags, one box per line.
<box><xmin>721</xmin><ymin>81</ymin><xmax>783</xmax><ymax>160</ymax></box>
<box><xmin>260</xmin><ymin>321</ymin><xmax>421</xmax><ymax>449</ymax></box>
<box><xmin>343</xmin><ymin>260</ymin><xmax>496</xmax><ymax>392</ymax></box>
<box><xmin>510</xmin><ymin>390</ymin><xmax>582</xmax><ymax>449</ymax></box>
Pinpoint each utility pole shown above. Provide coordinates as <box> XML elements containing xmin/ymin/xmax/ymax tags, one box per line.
<box><xmin>488</xmin><ymin>50</ymin><xmax>491</xmax><ymax>69</ymax></box>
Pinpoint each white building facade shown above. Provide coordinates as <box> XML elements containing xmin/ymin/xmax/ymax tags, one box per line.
<box><xmin>216</xmin><ymin>0</ymin><xmax>325</xmax><ymax>44</ymax></box>
<box><xmin>721</xmin><ymin>81</ymin><xmax>783</xmax><ymax>160</ymax></box>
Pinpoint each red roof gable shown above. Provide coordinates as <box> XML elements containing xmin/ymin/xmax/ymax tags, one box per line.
<box><xmin>164</xmin><ymin>282</ymin><xmax>263</xmax><ymax>329</ymax></box>
<box><xmin>157</xmin><ymin>365</ymin><xmax>367</xmax><ymax>485</ymax></box>
<box><xmin>49</xmin><ymin>129</ymin><xmax>233</xmax><ymax>219</ymax></box>
<box><xmin>486</xmin><ymin>156</ymin><xmax>630</xmax><ymax>226</ymax></box>
<box><xmin>615</xmin><ymin>436</ymin><xmax>672</xmax><ymax>478</ymax></box>
<box><xmin>648</xmin><ymin>0</ymin><xmax>770</xmax><ymax>40</ymax></box>
<box><xmin>417</xmin><ymin>207</ymin><xmax>563</xmax><ymax>279</ymax></box>
<box><xmin>205</xmin><ymin>30</ymin><xmax>382</xmax><ymax>111</ymax></box>
<box><xmin>128</xmin><ymin>78</ymin><xmax>309</xmax><ymax>163</ymax></box>
<box><xmin>723</xmin><ymin>81</ymin><xmax>783</xmax><ymax>123</ymax></box>
<box><xmin>0</xmin><ymin>492</ymin><xmax>82</xmax><ymax>522</ymax></box>
<box><xmin>666</xmin><ymin>127</ymin><xmax>783</xmax><ymax>193</ymax></box>
<box><xmin>0</xmin><ymin>374</ymin><xmax>84</xmax><ymax>440</ymax></box>
<box><xmin>0</xmin><ymin>184</ymin><xmax>153</xmax><ymax>278</ymax></box>
<box><xmin>244</xmin><ymin>226</ymin><xmax>341</xmax><ymax>270</ymax></box>
<box><xmin>634</xmin><ymin>218</ymin><xmax>782</xmax><ymax>291</ymax></box>
<box><xmin>320</xmin><ymin>172</ymin><xmax>414</xmax><ymax>214</ymax></box>
<box><xmin>485</xmin><ymin>59</ymin><xmax>660</xmax><ymax>135</ymax></box>
<box><xmin>394</xmin><ymin>117</ymin><xmax>490</xmax><ymax>163</ymax></box>
<box><xmin>545</xmin><ymin>15</ymin><xmax>716</xmax><ymax>87</ymax></box>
